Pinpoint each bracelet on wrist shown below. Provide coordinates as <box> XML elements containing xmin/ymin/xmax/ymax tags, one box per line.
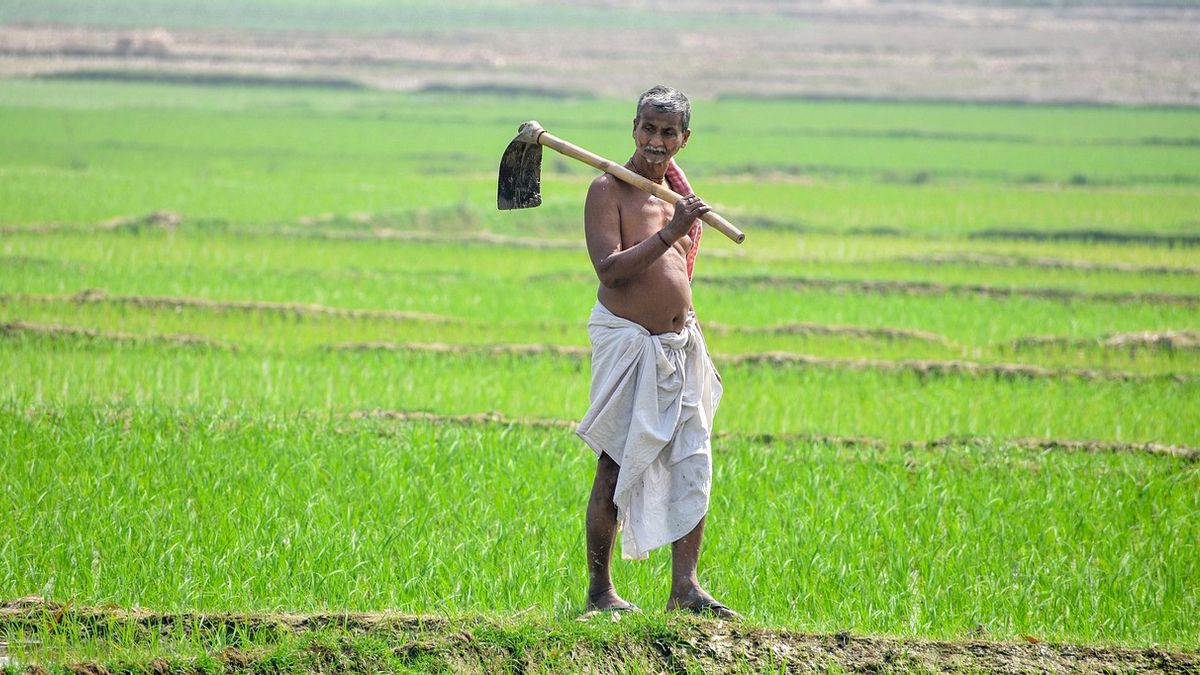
<box><xmin>656</xmin><ymin>230</ymin><xmax>670</xmax><ymax>248</ymax></box>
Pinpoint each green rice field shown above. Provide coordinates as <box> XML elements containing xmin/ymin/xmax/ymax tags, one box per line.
<box><xmin>2</xmin><ymin>75</ymin><xmax>1199</xmax><ymax>670</ymax></box>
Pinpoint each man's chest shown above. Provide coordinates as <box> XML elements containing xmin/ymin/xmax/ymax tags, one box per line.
<box><xmin>617</xmin><ymin>194</ymin><xmax>689</xmax><ymax>246</ymax></box>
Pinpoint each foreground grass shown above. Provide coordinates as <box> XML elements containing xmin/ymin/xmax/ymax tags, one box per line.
<box><xmin>3</xmin><ymin>407</ymin><xmax>1198</xmax><ymax>649</ymax></box>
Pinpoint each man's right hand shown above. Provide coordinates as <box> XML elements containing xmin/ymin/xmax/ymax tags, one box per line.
<box><xmin>665</xmin><ymin>194</ymin><xmax>711</xmax><ymax>241</ymax></box>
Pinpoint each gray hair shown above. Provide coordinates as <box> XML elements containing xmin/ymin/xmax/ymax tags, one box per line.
<box><xmin>636</xmin><ymin>85</ymin><xmax>691</xmax><ymax>130</ymax></box>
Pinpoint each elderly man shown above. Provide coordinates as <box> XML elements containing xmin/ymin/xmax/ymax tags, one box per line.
<box><xmin>575</xmin><ymin>85</ymin><xmax>735</xmax><ymax>618</ymax></box>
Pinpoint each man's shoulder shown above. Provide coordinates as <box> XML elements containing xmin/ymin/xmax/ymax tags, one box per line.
<box><xmin>589</xmin><ymin>172</ymin><xmax>622</xmax><ymax>191</ymax></box>
<box><xmin>586</xmin><ymin>173</ymin><xmax>623</xmax><ymax>204</ymax></box>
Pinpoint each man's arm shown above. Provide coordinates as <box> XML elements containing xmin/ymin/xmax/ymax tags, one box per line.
<box><xmin>584</xmin><ymin>175</ymin><xmax>710</xmax><ymax>288</ymax></box>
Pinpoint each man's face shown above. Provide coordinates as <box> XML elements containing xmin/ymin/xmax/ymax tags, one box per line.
<box><xmin>632</xmin><ymin>108</ymin><xmax>690</xmax><ymax>168</ymax></box>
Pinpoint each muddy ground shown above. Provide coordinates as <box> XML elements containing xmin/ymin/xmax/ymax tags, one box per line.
<box><xmin>1</xmin><ymin>601</ymin><xmax>1197</xmax><ymax>673</ymax></box>
<box><xmin>2</xmin><ymin>0</ymin><xmax>1199</xmax><ymax>105</ymax></box>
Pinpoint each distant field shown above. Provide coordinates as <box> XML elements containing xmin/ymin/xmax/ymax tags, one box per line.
<box><xmin>1</xmin><ymin>80</ymin><xmax>1199</xmax><ymax>234</ymax></box>
<box><xmin>0</xmin><ymin>0</ymin><xmax>774</xmax><ymax>32</ymax></box>
<box><xmin>2</xmin><ymin>77</ymin><xmax>1198</xmax><ymax>671</ymax></box>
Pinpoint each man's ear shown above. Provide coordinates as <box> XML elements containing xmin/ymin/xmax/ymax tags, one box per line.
<box><xmin>681</xmin><ymin>128</ymin><xmax>691</xmax><ymax>147</ymax></box>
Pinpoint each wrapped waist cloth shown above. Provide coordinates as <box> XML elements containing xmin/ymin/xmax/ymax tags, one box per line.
<box><xmin>576</xmin><ymin>302</ymin><xmax>723</xmax><ymax>560</ymax></box>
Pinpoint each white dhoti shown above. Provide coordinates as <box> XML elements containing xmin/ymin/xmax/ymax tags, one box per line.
<box><xmin>576</xmin><ymin>302</ymin><xmax>723</xmax><ymax>560</ymax></box>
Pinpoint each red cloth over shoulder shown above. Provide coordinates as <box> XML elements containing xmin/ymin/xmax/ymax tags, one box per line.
<box><xmin>664</xmin><ymin>160</ymin><xmax>702</xmax><ymax>282</ymax></box>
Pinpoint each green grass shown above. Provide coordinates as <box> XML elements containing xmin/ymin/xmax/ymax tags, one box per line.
<box><xmin>4</xmin><ymin>231</ymin><xmax>1198</xmax><ymax>355</ymax></box>
<box><xmin>5</xmin><ymin>295</ymin><xmax>1198</xmax><ymax>376</ymax></box>
<box><xmin>2</xmin><ymin>338</ymin><xmax>1195</xmax><ymax>445</ymax></box>
<box><xmin>1</xmin><ymin>80</ymin><xmax>1198</xmax><ymax>236</ymax></box>
<box><xmin>2</xmin><ymin>77</ymin><xmax>1198</xmax><ymax>666</ymax></box>
<box><xmin>3</xmin><ymin>409</ymin><xmax>1197</xmax><ymax>649</ymax></box>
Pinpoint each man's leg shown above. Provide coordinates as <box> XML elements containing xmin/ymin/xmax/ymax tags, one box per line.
<box><xmin>585</xmin><ymin>452</ymin><xmax>636</xmax><ymax>611</ymax></box>
<box><xmin>666</xmin><ymin>516</ymin><xmax>739</xmax><ymax>617</ymax></box>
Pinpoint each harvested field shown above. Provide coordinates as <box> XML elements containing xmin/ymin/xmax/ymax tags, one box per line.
<box><xmin>2</xmin><ymin>1</ymin><xmax>1199</xmax><ymax>106</ymax></box>
<box><xmin>1</xmin><ymin>601</ymin><xmax>1196</xmax><ymax>674</ymax></box>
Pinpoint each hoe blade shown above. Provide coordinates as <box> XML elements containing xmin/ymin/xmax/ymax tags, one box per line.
<box><xmin>497</xmin><ymin>137</ymin><xmax>542</xmax><ymax>210</ymax></box>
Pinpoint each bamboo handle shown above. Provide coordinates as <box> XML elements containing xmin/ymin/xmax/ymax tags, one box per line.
<box><xmin>536</xmin><ymin>130</ymin><xmax>746</xmax><ymax>245</ymax></box>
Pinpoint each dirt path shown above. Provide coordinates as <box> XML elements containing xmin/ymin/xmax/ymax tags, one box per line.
<box><xmin>0</xmin><ymin>601</ymin><xmax>1195</xmax><ymax>674</ymax></box>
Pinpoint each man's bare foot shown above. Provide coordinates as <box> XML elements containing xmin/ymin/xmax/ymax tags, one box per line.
<box><xmin>586</xmin><ymin>588</ymin><xmax>639</xmax><ymax>612</ymax></box>
<box><xmin>667</xmin><ymin>587</ymin><xmax>740</xmax><ymax>619</ymax></box>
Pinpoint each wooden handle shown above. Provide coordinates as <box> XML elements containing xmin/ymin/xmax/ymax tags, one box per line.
<box><xmin>536</xmin><ymin>130</ymin><xmax>746</xmax><ymax>245</ymax></box>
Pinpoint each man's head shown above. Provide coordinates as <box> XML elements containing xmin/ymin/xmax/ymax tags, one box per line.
<box><xmin>632</xmin><ymin>85</ymin><xmax>691</xmax><ymax>168</ymax></box>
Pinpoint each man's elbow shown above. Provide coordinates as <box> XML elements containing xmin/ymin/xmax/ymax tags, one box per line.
<box><xmin>598</xmin><ymin>271</ymin><xmax>627</xmax><ymax>289</ymax></box>
<box><xmin>595</xmin><ymin>264</ymin><xmax>628</xmax><ymax>288</ymax></box>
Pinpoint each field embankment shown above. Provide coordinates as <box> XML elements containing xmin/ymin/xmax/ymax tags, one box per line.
<box><xmin>3</xmin><ymin>600</ymin><xmax>1197</xmax><ymax>674</ymax></box>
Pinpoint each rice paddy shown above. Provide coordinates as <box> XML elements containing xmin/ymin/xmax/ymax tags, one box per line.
<box><xmin>1</xmin><ymin>73</ymin><xmax>1198</xmax><ymax>671</ymax></box>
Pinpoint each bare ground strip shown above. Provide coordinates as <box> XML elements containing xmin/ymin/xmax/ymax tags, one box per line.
<box><xmin>0</xmin><ymin>601</ymin><xmax>1195</xmax><ymax>674</ymax></box>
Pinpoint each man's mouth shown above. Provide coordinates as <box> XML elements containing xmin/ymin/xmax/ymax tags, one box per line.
<box><xmin>642</xmin><ymin>146</ymin><xmax>668</xmax><ymax>158</ymax></box>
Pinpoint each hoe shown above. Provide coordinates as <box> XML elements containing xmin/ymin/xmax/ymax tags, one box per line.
<box><xmin>497</xmin><ymin>120</ymin><xmax>745</xmax><ymax>244</ymax></box>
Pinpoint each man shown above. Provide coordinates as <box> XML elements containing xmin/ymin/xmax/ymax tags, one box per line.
<box><xmin>575</xmin><ymin>85</ymin><xmax>735</xmax><ymax>618</ymax></box>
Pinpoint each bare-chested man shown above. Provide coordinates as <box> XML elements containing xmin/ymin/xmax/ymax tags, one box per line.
<box><xmin>575</xmin><ymin>86</ymin><xmax>735</xmax><ymax>618</ymax></box>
